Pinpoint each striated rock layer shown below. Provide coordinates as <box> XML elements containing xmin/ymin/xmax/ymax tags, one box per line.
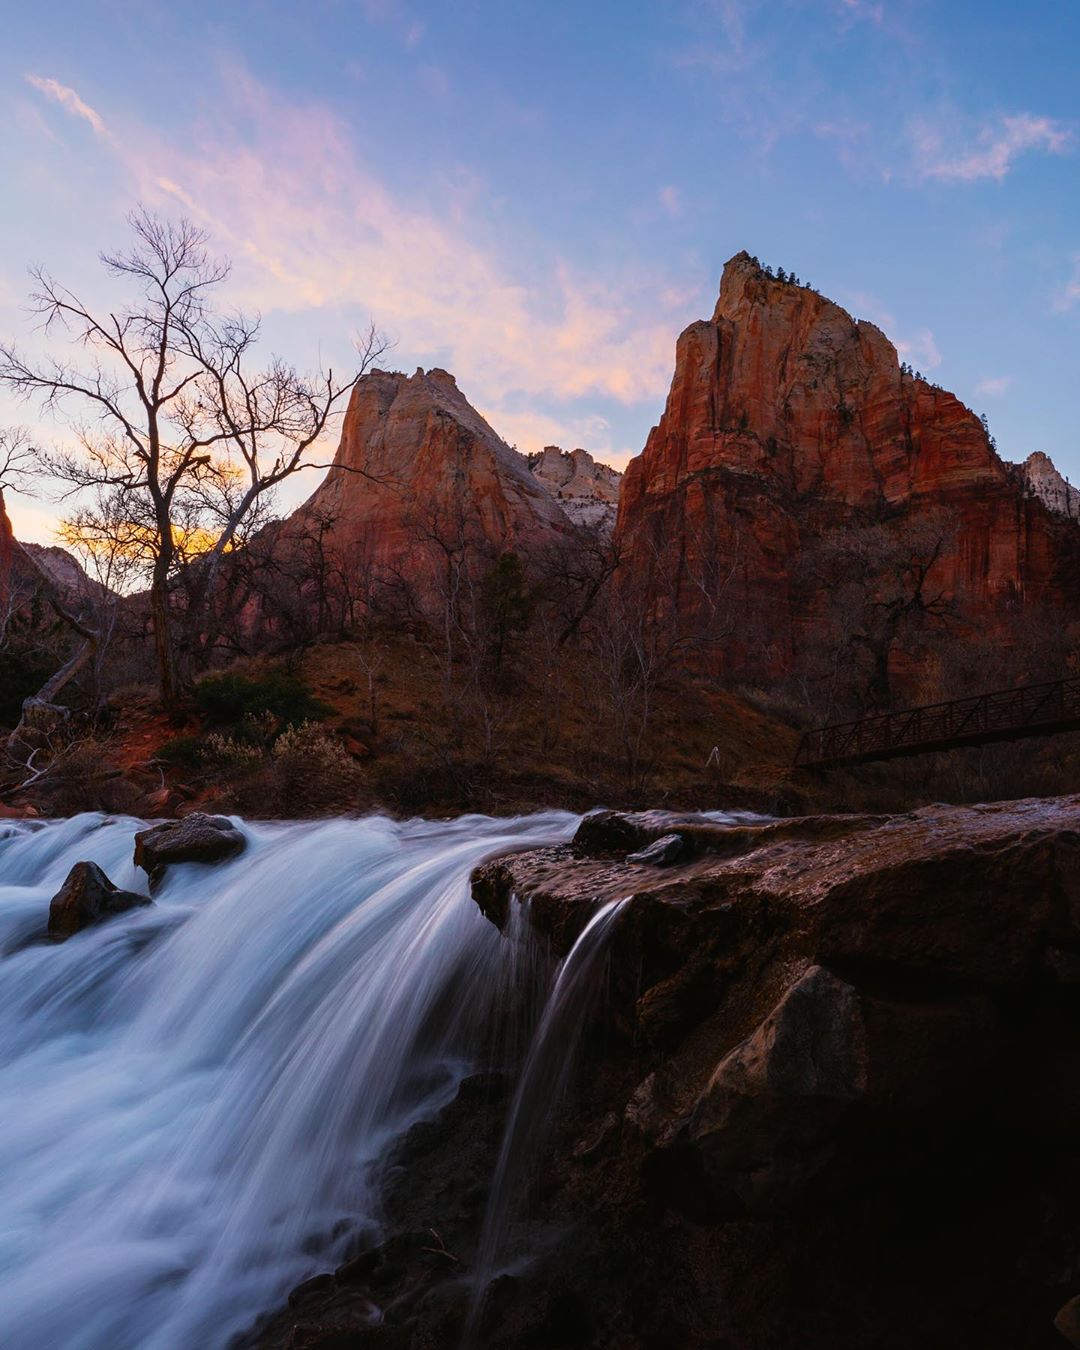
<box><xmin>616</xmin><ymin>252</ymin><xmax>1080</xmax><ymax>693</ymax></box>
<box><xmin>285</xmin><ymin>368</ymin><xmax>580</xmax><ymax>603</ymax></box>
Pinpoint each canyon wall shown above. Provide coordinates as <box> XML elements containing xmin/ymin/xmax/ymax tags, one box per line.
<box><xmin>288</xmin><ymin>368</ymin><xmax>578</xmax><ymax>594</ymax></box>
<box><xmin>615</xmin><ymin>252</ymin><xmax>1080</xmax><ymax>702</ymax></box>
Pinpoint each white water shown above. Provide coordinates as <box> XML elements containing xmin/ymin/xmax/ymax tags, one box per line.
<box><xmin>463</xmin><ymin>894</ymin><xmax>630</xmax><ymax>1344</ymax></box>
<box><xmin>0</xmin><ymin>809</ymin><xmax>578</xmax><ymax>1350</ymax></box>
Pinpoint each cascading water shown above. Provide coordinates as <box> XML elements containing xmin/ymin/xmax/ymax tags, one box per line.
<box><xmin>0</xmin><ymin>809</ymin><xmax>579</xmax><ymax>1350</ymax></box>
<box><xmin>463</xmin><ymin>895</ymin><xmax>630</xmax><ymax>1345</ymax></box>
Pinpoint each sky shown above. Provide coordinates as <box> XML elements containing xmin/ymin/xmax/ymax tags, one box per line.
<box><xmin>1</xmin><ymin>0</ymin><xmax>1078</xmax><ymax>544</ymax></box>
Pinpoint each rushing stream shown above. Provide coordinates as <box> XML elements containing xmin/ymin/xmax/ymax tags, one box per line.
<box><xmin>0</xmin><ymin>810</ymin><xmax>583</xmax><ymax>1349</ymax></box>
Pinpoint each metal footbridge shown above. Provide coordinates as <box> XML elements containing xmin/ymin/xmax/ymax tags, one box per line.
<box><xmin>795</xmin><ymin>675</ymin><xmax>1080</xmax><ymax>769</ymax></box>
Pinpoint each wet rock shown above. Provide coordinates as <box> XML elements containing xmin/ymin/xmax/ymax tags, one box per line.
<box><xmin>574</xmin><ymin>809</ymin><xmax>702</xmax><ymax>855</ymax></box>
<box><xmin>460</xmin><ymin>794</ymin><xmax>1080</xmax><ymax>1347</ymax></box>
<box><xmin>688</xmin><ymin>965</ymin><xmax>868</xmax><ymax>1209</ymax></box>
<box><xmin>1056</xmin><ymin>1295</ymin><xmax>1080</xmax><ymax>1347</ymax></box>
<box><xmin>48</xmin><ymin>860</ymin><xmax>151</xmax><ymax>942</ymax></box>
<box><xmin>627</xmin><ymin>833</ymin><xmax>684</xmax><ymax>866</ymax></box>
<box><xmin>133</xmin><ymin>811</ymin><xmax>245</xmax><ymax>881</ymax></box>
<box><xmin>288</xmin><ymin>1274</ymin><xmax>336</xmax><ymax>1309</ymax></box>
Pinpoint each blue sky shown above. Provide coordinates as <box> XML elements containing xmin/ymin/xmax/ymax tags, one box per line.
<box><xmin>1</xmin><ymin>0</ymin><xmax>1077</xmax><ymax>542</ymax></box>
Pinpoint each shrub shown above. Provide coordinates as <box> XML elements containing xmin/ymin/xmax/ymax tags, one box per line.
<box><xmin>201</xmin><ymin>732</ymin><xmax>263</xmax><ymax>773</ymax></box>
<box><xmin>193</xmin><ymin>671</ymin><xmax>330</xmax><ymax>728</ymax></box>
<box><xmin>268</xmin><ymin>722</ymin><xmax>360</xmax><ymax>813</ymax></box>
<box><xmin>157</xmin><ymin>734</ymin><xmax>205</xmax><ymax>767</ymax></box>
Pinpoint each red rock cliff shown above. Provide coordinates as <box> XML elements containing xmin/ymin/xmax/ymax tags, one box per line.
<box><xmin>616</xmin><ymin>252</ymin><xmax>1080</xmax><ymax>700</ymax></box>
<box><xmin>285</xmin><ymin>367</ymin><xmax>579</xmax><ymax>602</ymax></box>
<box><xmin>0</xmin><ymin>488</ymin><xmax>13</xmax><ymax>626</ymax></box>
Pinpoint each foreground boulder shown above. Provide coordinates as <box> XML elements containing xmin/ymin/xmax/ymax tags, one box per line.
<box><xmin>134</xmin><ymin>812</ymin><xmax>245</xmax><ymax>881</ymax></box>
<box><xmin>465</xmin><ymin>796</ymin><xmax>1080</xmax><ymax>1347</ymax></box>
<box><xmin>250</xmin><ymin>796</ymin><xmax>1080</xmax><ymax>1349</ymax></box>
<box><xmin>48</xmin><ymin>861</ymin><xmax>150</xmax><ymax>942</ymax></box>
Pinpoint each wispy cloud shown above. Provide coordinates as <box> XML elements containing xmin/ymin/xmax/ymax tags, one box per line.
<box><xmin>21</xmin><ymin>65</ymin><xmax>687</xmax><ymax>455</ymax></box>
<box><xmin>911</xmin><ymin>112</ymin><xmax>1072</xmax><ymax>183</ymax></box>
<box><xmin>974</xmin><ymin>375</ymin><xmax>1012</xmax><ymax>397</ymax></box>
<box><xmin>25</xmin><ymin>74</ymin><xmax>110</xmax><ymax>138</ymax></box>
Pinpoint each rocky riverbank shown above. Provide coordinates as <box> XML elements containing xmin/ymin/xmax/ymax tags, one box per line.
<box><xmin>254</xmin><ymin>796</ymin><xmax>1080</xmax><ymax>1349</ymax></box>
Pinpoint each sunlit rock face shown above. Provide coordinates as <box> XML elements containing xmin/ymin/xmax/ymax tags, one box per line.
<box><xmin>286</xmin><ymin>368</ymin><xmax>579</xmax><ymax>602</ymax></box>
<box><xmin>615</xmin><ymin>252</ymin><xmax>1080</xmax><ymax>693</ymax></box>
<box><xmin>1021</xmin><ymin>450</ymin><xmax>1080</xmax><ymax>519</ymax></box>
<box><xmin>526</xmin><ymin>445</ymin><xmax>621</xmax><ymax>535</ymax></box>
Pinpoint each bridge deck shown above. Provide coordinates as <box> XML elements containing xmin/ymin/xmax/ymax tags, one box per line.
<box><xmin>795</xmin><ymin>675</ymin><xmax>1080</xmax><ymax>769</ymax></box>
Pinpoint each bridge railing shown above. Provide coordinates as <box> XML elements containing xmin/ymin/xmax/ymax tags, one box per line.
<box><xmin>795</xmin><ymin>675</ymin><xmax>1080</xmax><ymax>768</ymax></box>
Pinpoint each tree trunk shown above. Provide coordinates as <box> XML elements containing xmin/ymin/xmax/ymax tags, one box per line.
<box><xmin>150</xmin><ymin>563</ymin><xmax>178</xmax><ymax>708</ymax></box>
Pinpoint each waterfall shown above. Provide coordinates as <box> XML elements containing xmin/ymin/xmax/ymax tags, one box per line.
<box><xmin>463</xmin><ymin>894</ymin><xmax>630</xmax><ymax>1345</ymax></box>
<box><xmin>0</xmin><ymin>810</ymin><xmax>578</xmax><ymax>1350</ymax></box>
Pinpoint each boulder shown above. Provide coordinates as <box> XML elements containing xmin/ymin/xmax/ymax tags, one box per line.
<box><xmin>133</xmin><ymin>811</ymin><xmax>245</xmax><ymax>881</ymax></box>
<box><xmin>48</xmin><ymin>860</ymin><xmax>151</xmax><ymax>941</ymax></box>
<box><xmin>626</xmin><ymin>833</ymin><xmax>684</xmax><ymax>866</ymax></box>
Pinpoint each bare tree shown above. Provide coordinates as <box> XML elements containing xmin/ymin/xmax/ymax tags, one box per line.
<box><xmin>0</xmin><ymin>209</ymin><xmax>388</xmax><ymax>705</ymax></box>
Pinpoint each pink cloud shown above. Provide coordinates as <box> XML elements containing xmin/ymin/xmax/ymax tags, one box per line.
<box><xmin>912</xmin><ymin>112</ymin><xmax>1072</xmax><ymax>183</ymax></box>
<box><xmin>21</xmin><ymin>64</ymin><xmax>688</xmax><ymax>447</ymax></box>
<box><xmin>25</xmin><ymin>74</ymin><xmax>110</xmax><ymax>139</ymax></box>
<box><xmin>974</xmin><ymin>375</ymin><xmax>1012</xmax><ymax>397</ymax></box>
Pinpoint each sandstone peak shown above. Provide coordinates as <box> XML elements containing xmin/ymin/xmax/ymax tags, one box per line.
<box><xmin>616</xmin><ymin>252</ymin><xmax>1080</xmax><ymax>698</ymax></box>
<box><xmin>285</xmin><ymin>367</ymin><xmax>578</xmax><ymax>605</ymax></box>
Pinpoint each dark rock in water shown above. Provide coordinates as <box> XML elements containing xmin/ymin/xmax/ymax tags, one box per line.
<box><xmin>626</xmin><ymin>833</ymin><xmax>684</xmax><ymax>866</ymax></box>
<box><xmin>574</xmin><ymin>808</ymin><xmax>703</xmax><ymax>854</ymax></box>
<box><xmin>287</xmin><ymin>1273</ymin><xmax>336</xmax><ymax>1309</ymax></box>
<box><xmin>48</xmin><ymin>860</ymin><xmax>151</xmax><ymax>942</ymax></box>
<box><xmin>133</xmin><ymin>812</ymin><xmax>245</xmax><ymax>882</ymax></box>
<box><xmin>1056</xmin><ymin>1296</ymin><xmax>1080</xmax><ymax>1347</ymax></box>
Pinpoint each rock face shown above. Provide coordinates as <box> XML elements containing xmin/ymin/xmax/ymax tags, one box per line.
<box><xmin>461</xmin><ymin>797</ymin><xmax>1080</xmax><ymax>1348</ymax></box>
<box><xmin>285</xmin><ymin>369</ymin><xmax>580</xmax><ymax>606</ymax></box>
<box><xmin>48</xmin><ymin>860</ymin><xmax>150</xmax><ymax>941</ymax></box>
<box><xmin>615</xmin><ymin>252</ymin><xmax>1080</xmax><ymax>695</ymax></box>
<box><xmin>134</xmin><ymin>812</ymin><xmax>245</xmax><ymax>881</ymax></box>
<box><xmin>0</xmin><ymin>488</ymin><xmax>13</xmax><ymax>629</ymax></box>
<box><xmin>1022</xmin><ymin>450</ymin><xmax>1080</xmax><ymax>519</ymax></box>
<box><xmin>525</xmin><ymin>445</ymin><xmax>621</xmax><ymax>535</ymax></box>
<box><xmin>256</xmin><ymin>796</ymin><xmax>1080</xmax><ymax>1349</ymax></box>
<box><xmin>21</xmin><ymin>542</ymin><xmax>105</xmax><ymax>605</ymax></box>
